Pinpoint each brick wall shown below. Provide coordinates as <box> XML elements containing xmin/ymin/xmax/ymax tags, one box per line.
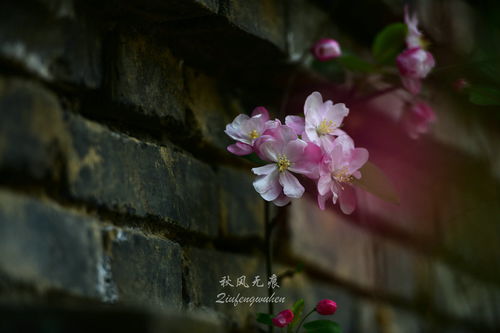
<box><xmin>1</xmin><ymin>0</ymin><xmax>499</xmax><ymax>332</ymax></box>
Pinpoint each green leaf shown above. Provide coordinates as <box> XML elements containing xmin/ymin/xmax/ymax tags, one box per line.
<box><xmin>304</xmin><ymin>320</ymin><xmax>341</xmax><ymax>333</ymax></box>
<box><xmin>468</xmin><ymin>85</ymin><xmax>500</xmax><ymax>106</ymax></box>
<box><xmin>372</xmin><ymin>23</ymin><xmax>407</xmax><ymax>65</ymax></box>
<box><xmin>256</xmin><ymin>313</ymin><xmax>273</xmax><ymax>326</ymax></box>
<box><xmin>351</xmin><ymin>161</ymin><xmax>400</xmax><ymax>205</ymax></box>
<box><xmin>337</xmin><ymin>54</ymin><xmax>375</xmax><ymax>73</ymax></box>
<box><xmin>289</xmin><ymin>299</ymin><xmax>305</xmax><ymax>329</ymax></box>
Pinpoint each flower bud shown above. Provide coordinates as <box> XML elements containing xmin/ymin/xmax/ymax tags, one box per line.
<box><xmin>316</xmin><ymin>299</ymin><xmax>337</xmax><ymax>315</ymax></box>
<box><xmin>311</xmin><ymin>38</ymin><xmax>342</xmax><ymax>61</ymax></box>
<box><xmin>396</xmin><ymin>47</ymin><xmax>435</xmax><ymax>79</ymax></box>
<box><xmin>272</xmin><ymin>309</ymin><xmax>294</xmax><ymax>328</ymax></box>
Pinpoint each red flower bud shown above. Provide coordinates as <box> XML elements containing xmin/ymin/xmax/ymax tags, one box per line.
<box><xmin>316</xmin><ymin>299</ymin><xmax>337</xmax><ymax>315</ymax></box>
<box><xmin>311</xmin><ymin>38</ymin><xmax>342</xmax><ymax>61</ymax></box>
<box><xmin>272</xmin><ymin>309</ymin><xmax>294</xmax><ymax>328</ymax></box>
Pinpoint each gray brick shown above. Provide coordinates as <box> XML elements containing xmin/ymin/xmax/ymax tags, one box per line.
<box><xmin>222</xmin><ymin>0</ymin><xmax>286</xmax><ymax>51</ymax></box>
<box><xmin>0</xmin><ymin>77</ymin><xmax>68</xmax><ymax>180</ymax></box>
<box><xmin>65</xmin><ymin>113</ymin><xmax>220</xmax><ymax>236</ymax></box>
<box><xmin>0</xmin><ymin>0</ymin><xmax>102</xmax><ymax>88</ymax></box>
<box><xmin>183</xmin><ymin>247</ymin><xmax>268</xmax><ymax>327</ymax></box>
<box><xmin>374</xmin><ymin>239</ymin><xmax>419</xmax><ymax>301</ymax></box>
<box><xmin>0</xmin><ymin>190</ymin><xmax>102</xmax><ymax>298</ymax></box>
<box><xmin>103</xmin><ymin>227</ymin><xmax>182</xmax><ymax>309</ymax></box>
<box><xmin>111</xmin><ymin>32</ymin><xmax>185</xmax><ymax>122</ymax></box>
<box><xmin>432</xmin><ymin>261</ymin><xmax>500</xmax><ymax>329</ymax></box>
<box><xmin>288</xmin><ymin>199</ymin><xmax>375</xmax><ymax>289</ymax></box>
<box><xmin>218</xmin><ymin>166</ymin><xmax>264</xmax><ymax>238</ymax></box>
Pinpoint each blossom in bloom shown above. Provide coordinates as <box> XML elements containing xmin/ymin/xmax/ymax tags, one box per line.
<box><xmin>396</xmin><ymin>47</ymin><xmax>435</xmax><ymax>95</ymax></box>
<box><xmin>316</xmin><ymin>299</ymin><xmax>338</xmax><ymax>315</ymax></box>
<box><xmin>402</xmin><ymin>101</ymin><xmax>436</xmax><ymax>139</ymax></box>
<box><xmin>252</xmin><ymin>125</ymin><xmax>319</xmax><ymax>207</ymax></box>
<box><xmin>311</xmin><ymin>38</ymin><xmax>342</xmax><ymax>61</ymax></box>
<box><xmin>272</xmin><ymin>309</ymin><xmax>294</xmax><ymax>328</ymax></box>
<box><xmin>317</xmin><ymin>135</ymin><xmax>369</xmax><ymax>214</ymax></box>
<box><xmin>225</xmin><ymin>107</ymin><xmax>277</xmax><ymax>155</ymax></box>
<box><xmin>303</xmin><ymin>92</ymin><xmax>349</xmax><ymax>151</ymax></box>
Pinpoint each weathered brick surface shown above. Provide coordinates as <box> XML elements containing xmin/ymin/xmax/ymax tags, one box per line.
<box><xmin>182</xmin><ymin>247</ymin><xmax>268</xmax><ymax>327</ymax></box>
<box><xmin>432</xmin><ymin>262</ymin><xmax>500</xmax><ymax>329</ymax></box>
<box><xmin>65</xmin><ymin>113</ymin><xmax>220</xmax><ymax>236</ymax></box>
<box><xmin>103</xmin><ymin>227</ymin><xmax>183</xmax><ymax>309</ymax></box>
<box><xmin>288</xmin><ymin>198</ymin><xmax>376</xmax><ymax>289</ymax></box>
<box><xmin>0</xmin><ymin>0</ymin><xmax>102</xmax><ymax>88</ymax></box>
<box><xmin>0</xmin><ymin>77</ymin><xmax>67</xmax><ymax>180</ymax></box>
<box><xmin>222</xmin><ymin>0</ymin><xmax>286</xmax><ymax>51</ymax></box>
<box><xmin>110</xmin><ymin>32</ymin><xmax>185</xmax><ymax>122</ymax></box>
<box><xmin>0</xmin><ymin>190</ymin><xmax>103</xmax><ymax>298</ymax></box>
<box><xmin>217</xmin><ymin>166</ymin><xmax>264</xmax><ymax>238</ymax></box>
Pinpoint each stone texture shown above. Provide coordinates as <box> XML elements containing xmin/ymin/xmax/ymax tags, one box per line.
<box><xmin>0</xmin><ymin>190</ymin><xmax>103</xmax><ymax>298</ymax></box>
<box><xmin>182</xmin><ymin>247</ymin><xmax>268</xmax><ymax>327</ymax></box>
<box><xmin>0</xmin><ymin>77</ymin><xmax>68</xmax><ymax>180</ymax></box>
<box><xmin>373</xmin><ymin>239</ymin><xmax>419</xmax><ymax>301</ymax></box>
<box><xmin>0</xmin><ymin>0</ymin><xmax>102</xmax><ymax>88</ymax></box>
<box><xmin>110</xmin><ymin>32</ymin><xmax>185</xmax><ymax>122</ymax></box>
<box><xmin>288</xmin><ymin>198</ymin><xmax>375</xmax><ymax>289</ymax></box>
<box><xmin>103</xmin><ymin>227</ymin><xmax>183</xmax><ymax>309</ymax></box>
<box><xmin>432</xmin><ymin>262</ymin><xmax>500</xmax><ymax>329</ymax></box>
<box><xmin>217</xmin><ymin>166</ymin><xmax>264</xmax><ymax>238</ymax></box>
<box><xmin>65</xmin><ymin>113</ymin><xmax>220</xmax><ymax>236</ymax></box>
<box><xmin>222</xmin><ymin>0</ymin><xmax>286</xmax><ymax>51</ymax></box>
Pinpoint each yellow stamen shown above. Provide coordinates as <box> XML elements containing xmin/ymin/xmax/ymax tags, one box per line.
<box><xmin>332</xmin><ymin>167</ymin><xmax>353</xmax><ymax>183</ymax></box>
<box><xmin>317</xmin><ymin>120</ymin><xmax>335</xmax><ymax>136</ymax></box>
<box><xmin>277</xmin><ymin>155</ymin><xmax>291</xmax><ymax>172</ymax></box>
<box><xmin>249</xmin><ymin>129</ymin><xmax>260</xmax><ymax>140</ymax></box>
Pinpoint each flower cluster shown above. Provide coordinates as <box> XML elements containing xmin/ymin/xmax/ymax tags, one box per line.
<box><xmin>397</xmin><ymin>6</ymin><xmax>437</xmax><ymax>139</ymax></box>
<box><xmin>225</xmin><ymin>92</ymin><xmax>368</xmax><ymax>214</ymax></box>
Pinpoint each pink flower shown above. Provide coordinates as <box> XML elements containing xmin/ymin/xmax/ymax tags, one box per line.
<box><xmin>225</xmin><ymin>107</ymin><xmax>277</xmax><ymax>155</ymax></box>
<box><xmin>303</xmin><ymin>92</ymin><xmax>349</xmax><ymax>151</ymax></box>
<box><xmin>402</xmin><ymin>102</ymin><xmax>436</xmax><ymax>139</ymax></box>
<box><xmin>404</xmin><ymin>6</ymin><xmax>423</xmax><ymax>48</ymax></box>
<box><xmin>316</xmin><ymin>299</ymin><xmax>338</xmax><ymax>315</ymax></box>
<box><xmin>311</xmin><ymin>38</ymin><xmax>342</xmax><ymax>61</ymax></box>
<box><xmin>252</xmin><ymin>125</ymin><xmax>318</xmax><ymax>207</ymax></box>
<box><xmin>396</xmin><ymin>47</ymin><xmax>435</xmax><ymax>95</ymax></box>
<box><xmin>317</xmin><ymin>135</ymin><xmax>369</xmax><ymax>214</ymax></box>
<box><xmin>272</xmin><ymin>309</ymin><xmax>294</xmax><ymax>328</ymax></box>
<box><xmin>285</xmin><ymin>115</ymin><xmax>305</xmax><ymax>136</ymax></box>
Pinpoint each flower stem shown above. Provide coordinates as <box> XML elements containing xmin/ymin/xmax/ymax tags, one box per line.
<box><xmin>295</xmin><ymin>309</ymin><xmax>315</xmax><ymax>333</ymax></box>
<box><xmin>265</xmin><ymin>201</ymin><xmax>274</xmax><ymax>333</ymax></box>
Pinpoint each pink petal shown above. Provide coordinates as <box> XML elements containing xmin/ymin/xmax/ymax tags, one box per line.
<box><xmin>339</xmin><ymin>185</ymin><xmax>356</xmax><ymax>215</ymax></box>
<box><xmin>253</xmin><ymin>168</ymin><xmax>281</xmax><ymax>201</ymax></box>
<box><xmin>285</xmin><ymin>115</ymin><xmax>305</xmax><ymax>135</ymax></box>
<box><xmin>252</xmin><ymin>164</ymin><xmax>278</xmax><ymax>176</ymax></box>
<box><xmin>304</xmin><ymin>91</ymin><xmax>323</xmax><ymax>117</ymax></box>
<box><xmin>317</xmin><ymin>174</ymin><xmax>332</xmax><ymax>196</ymax></box>
<box><xmin>284</xmin><ymin>139</ymin><xmax>307</xmax><ymax>162</ymax></box>
<box><xmin>257</xmin><ymin>140</ymin><xmax>281</xmax><ymax>162</ymax></box>
<box><xmin>273</xmin><ymin>193</ymin><xmax>291</xmax><ymax>207</ymax></box>
<box><xmin>348</xmin><ymin>147</ymin><xmax>369</xmax><ymax>174</ymax></box>
<box><xmin>225</xmin><ymin>114</ymin><xmax>251</xmax><ymax>143</ymax></box>
<box><xmin>324</xmin><ymin>102</ymin><xmax>349</xmax><ymax>128</ymax></box>
<box><xmin>290</xmin><ymin>142</ymin><xmax>323</xmax><ymax>178</ymax></box>
<box><xmin>317</xmin><ymin>192</ymin><xmax>331</xmax><ymax>210</ymax></box>
<box><xmin>278</xmin><ymin>171</ymin><xmax>304</xmax><ymax>198</ymax></box>
<box><xmin>251</xmin><ymin>106</ymin><xmax>269</xmax><ymax>121</ymax></box>
<box><xmin>227</xmin><ymin>142</ymin><xmax>253</xmax><ymax>155</ymax></box>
